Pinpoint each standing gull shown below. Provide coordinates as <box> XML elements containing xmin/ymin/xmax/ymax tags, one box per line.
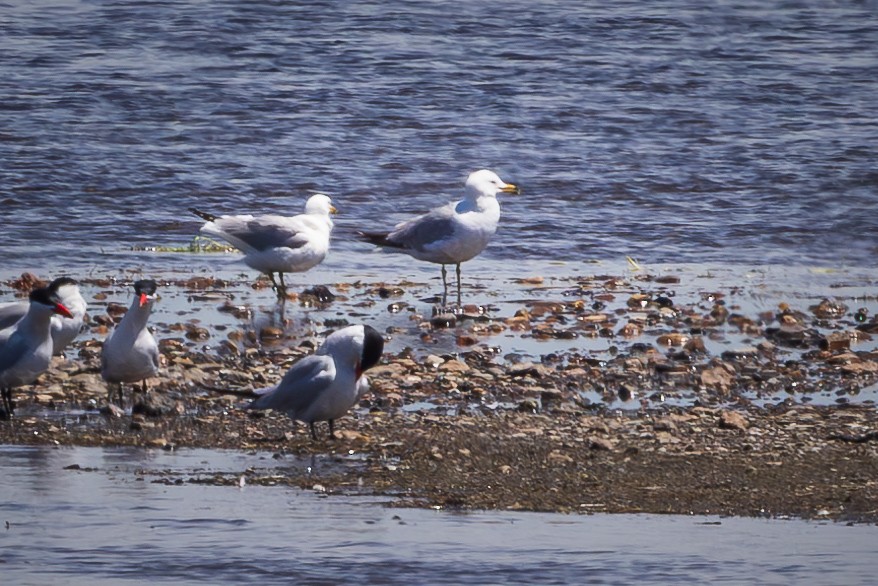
<box><xmin>189</xmin><ymin>193</ymin><xmax>337</xmax><ymax>299</ymax></box>
<box><xmin>0</xmin><ymin>277</ymin><xmax>87</xmax><ymax>355</ymax></box>
<box><xmin>358</xmin><ymin>169</ymin><xmax>519</xmax><ymax>306</ymax></box>
<box><xmin>215</xmin><ymin>324</ymin><xmax>384</xmax><ymax>440</ymax></box>
<box><xmin>101</xmin><ymin>280</ymin><xmax>160</xmax><ymax>407</ymax></box>
<box><xmin>0</xmin><ymin>285</ymin><xmax>73</xmax><ymax>418</ymax></box>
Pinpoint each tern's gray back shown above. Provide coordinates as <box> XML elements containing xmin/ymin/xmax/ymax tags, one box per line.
<box><xmin>250</xmin><ymin>354</ymin><xmax>335</xmax><ymax>417</ymax></box>
<box><xmin>0</xmin><ymin>334</ymin><xmax>29</xmax><ymax>376</ymax></box>
<box><xmin>0</xmin><ymin>302</ymin><xmax>27</xmax><ymax>332</ymax></box>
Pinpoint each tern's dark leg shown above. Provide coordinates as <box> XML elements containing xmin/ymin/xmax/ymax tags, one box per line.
<box><xmin>309</xmin><ymin>421</ymin><xmax>318</xmax><ymax>441</ymax></box>
<box><xmin>141</xmin><ymin>380</ymin><xmax>149</xmax><ymax>394</ymax></box>
<box><xmin>440</xmin><ymin>264</ymin><xmax>448</xmax><ymax>307</ymax></box>
<box><xmin>456</xmin><ymin>263</ymin><xmax>462</xmax><ymax>308</ymax></box>
<box><xmin>278</xmin><ymin>272</ymin><xmax>287</xmax><ymax>297</ymax></box>
<box><xmin>1</xmin><ymin>387</ymin><xmax>11</xmax><ymax>418</ymax></box>
<box><xmin>267</xmin><ymin>272</ymin><xmax>279</xmax><ymax>292</ymax></box>
<box><xmin>328</xmin><ymin>419</ymin><xmax>336</xmax><ymax>439</ymax></box>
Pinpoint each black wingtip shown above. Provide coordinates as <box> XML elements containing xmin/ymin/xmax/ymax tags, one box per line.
<box><xmin>356</xmin><ymin>231</ymin><xmax>390</xmax><ymax>246</ymax></box>
<box><xmin>189</xmin><ymin>207</ymin><xmax>217</xmax><ymax>222</ymax></box>
<box><xmin>360</xmin><ymin>325</ymin><xmax>385</xmax><ymax>372</ymax></box>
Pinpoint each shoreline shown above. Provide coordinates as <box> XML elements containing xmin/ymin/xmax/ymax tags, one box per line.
<box><xmin>1</xmin><ymin>267</ymin><xmax>877</xmax><ymax>522</ymax></box>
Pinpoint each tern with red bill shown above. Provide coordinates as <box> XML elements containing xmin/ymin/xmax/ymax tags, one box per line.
<box><xmin>357</xmin><ymin>169</ymin><xmax>519</xmax><ymax>307</ymax></box>
<box><xmin>215</xmin><ymin>324</ymin><xmax>384</xmax><ymax>440</ymax></box>
<box><xmin>189</xmin><ymin>193</ymin><xmax>337</xmax><ymax>299</ymax></box>
<box><xmin>0</xmin><ymin>277</ymin><xmax>87</xmax><ymax>355</ymax></box>
<box><xmin>101</xmin><ymin>279</ymin><xmax>160</xmax><ymax>407</ymax></box>
<box><xmin>0</xmin><ymin>285</ymin><xmax>74</xmax><ymax>418</ymax></box>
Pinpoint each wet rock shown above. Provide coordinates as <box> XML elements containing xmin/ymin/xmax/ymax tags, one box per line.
<box><xmin>185</xmin><ymin>324</ymin><xmax>210</xmax><ymax>341</ymax></box>
<box><xmin>684</xmin><ymin>337</ymin><xmax>707</xmax><ymax>354</ymax></box>
<box><xmin>657</xmin><ymin>332</ymin><xmax>689</xmax><ymax>346</ymax></box>
<box><xmin>132</xmin><ymin>393</ymin><xmax>180</xmax><ymax>417</ymax></box>
<box><xmin>821</xmin><ymin>332</ymin><xmax>851</xmax><ymax>352</ymax></box>
<box><xmin>106</xmin><ymin>303</ymin><xmax>127</xmax><ymax>318</ymax></box>
<box><xmin>514</xmin><ymin>276</ymin><xmax>544</xmax><ymax>285</ymax></box>
<box><xmin>431</xmin><ymin>313</ymin><xmax>457</xmax><ymax>328</ymax></box>
<box><xmin>810</xmin><ymin>299</ymin><xmax>848</xmax><ymax>320</ymax></box>
<box><xmin>765</xmin><ymin>324</ymin><xmax>821</xmax><ymax>348</ymax></box>
<box><xmin>10</xmin><ymin>272</ymin><xmax>45</xmax><ymax>291</ymax></box>
<box><xmin>618</xmin><ymin>321</ymin><xmax>642</xmax><ymax>337</ymax></box>
<box><xmin>218</xmin><ymin>301</ymin><xmax>251</xmax><ymax>319</ymax></box>
<box><xmin>509</xmin><ymin>363</ymin><xmax>553</xmax><ymax>379</ymax></box>
<box><xmin>377</xmin><ymin>286</ymin><xmax>405</xmax><ymax>298</ymax></box>
<box><xmin>300</xmin><ymin>285</ymin><xmax>336</xmax><ymax>304</ymax></box>
<box><xmin>721</xmin><ymin>347</ymin><xmax>759</xmax><ymax>361</ymax></box>
<box><xmin>259</xmin><ymin>327</ymin><xmax>284</xmax><ymax>342</ymax></box>
<box><xmin>100</xmin><ymin>403</ymin><xmax>125</xmax><ymax>418</ymax></box>
<box><xmin>627</xmin><ymin>294</ymin><xmax>651</xmax><ymax>309</ymax></box>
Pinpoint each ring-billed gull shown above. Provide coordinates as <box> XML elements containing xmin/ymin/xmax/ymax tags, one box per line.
<box><xmin>213</xmin><ymin>324</ymin><xmax>384</xmax><ymax>440</ymax></box>
<box><xmin>0</xmin><ymin>277</ymin><xmax>87</xmax><ymax>356</ymax></box>
<box><xmin>190</xmin><ymin>193</ymin><xmax>337</xmax><ymax>299</ymax></box>
<box><xmin>101</xmin><ymin>280</ymin><xmax>160</xmax><ymax>407</ymax></box>
<box><xmin>358</xmin><ymin>169</ymin><xmax>518</xmax><ymax>306</ymax></box>
<box><xmin>0</xmin><ymin>284</ymin><xmax>74</xmax><ymax>418</ymax></box>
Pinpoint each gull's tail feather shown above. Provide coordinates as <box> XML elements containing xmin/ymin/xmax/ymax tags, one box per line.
<box><xmin>357</xmin><ymin>231</ymin><xmax>403</xmax><ymax>249</ymax></box>
<box><xmin>189</xmin><ymin>207</ymin><xmax>218</xmax><ymax>222</ymax></box>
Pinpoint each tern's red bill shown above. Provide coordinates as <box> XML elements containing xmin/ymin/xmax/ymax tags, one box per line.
<box><xmin>54</xmin><ymin>303</ymin><xmax>74</xmax><ymax>318</ymax></box>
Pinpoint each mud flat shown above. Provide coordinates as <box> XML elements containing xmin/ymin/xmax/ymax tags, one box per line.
<box><xmin>1</xmin><ymin>263</ymin><xmax>877</xmax><ymax>521</ymax></box>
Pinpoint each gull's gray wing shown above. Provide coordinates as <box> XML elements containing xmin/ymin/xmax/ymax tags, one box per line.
<box><xmin>206</xmin><ymin>216</ymin><xmax>309</xmax><ymax>253</ymax></box>
<box><xmin>249</xmin><ymin>354</ymin><xmax>335</xmax><ymax>417</ymax></box>
<box><xmin>387</xmin><ymin>205</ymin><xmax>456</xmax><ymax>252</ymax></box>
<box><xmin>0</xmin><ymin>302</ymin><xmax>27</xmax><ymax>332</ymax></box>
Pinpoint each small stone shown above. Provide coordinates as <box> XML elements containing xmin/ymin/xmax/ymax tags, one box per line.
<box><xmin>589</xmin><ymin>437</ymin><xmax>615</xmax><ymax>451</ymax></box>
<box><xmin>719</xmin><ymin>411</ymin><xmax>748</xmax><ymax>431</ymax></box>
<box><xmin>431</xmin><ymin>313</ymin><xmax>457</xmax><ymax>328</ymax></box>
<box><xmin>657</xmin><ymin>332</ymin><xmax>689</xmax><ymax>346</ymax></box>
<box><xmin>100</xmin><ymin>403</ymin><xmax>125</xmax><ymax>418</ymax></box>
<box><xmin>438</xmin><ymin>360</ymin><xmax>470</xmax><ymax>374</ymax></box>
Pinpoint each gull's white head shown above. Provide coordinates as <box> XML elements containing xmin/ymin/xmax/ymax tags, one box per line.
<box><xmin>304</xmin><ymin>193</ymin><xmax>338</xmax><ymax>217</ymax></box>
<box><xmin>464</xmin><ymin>169</ymin><xmax>519</xmax><ymax>199</ymax></box>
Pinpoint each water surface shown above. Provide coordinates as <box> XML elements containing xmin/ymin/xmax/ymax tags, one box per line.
<box><xmin>2</xmin><ymin>444</ymin><xmax>876</xmax><ymax>584</ymax></box>
<box><xmin>1</xmin><ymin>0</ymin><xmax>876</xmax><ymax>274</ymax></box>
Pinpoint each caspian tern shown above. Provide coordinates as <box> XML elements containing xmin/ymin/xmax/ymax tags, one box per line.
<box><xmin>221</xmin><ymin>324</ymin><xmax>384</xmax><ymax>440</ymax></box>
<box><xmin>357</xmin><ymin>169</ymin><xmax>518</xmax><ymax>307</ymax></box>
<box><xmin>101</xmin><ymin>279</ymin><xmax>160</xmax><ymax>407</ymax></box>
<box><xmin>0</xmin><ymin>285</ymin><xmax>74</xmax><ymax>418</ymax></box>
<box><xmin>0</xmin><ymin>277</ymin><xmax>87</xmax><ymax>355</ymax></box>
<box><xmin>189</xmin><ymin>193</ymin><xmax>337</xmax><ymax>299</ymax></box>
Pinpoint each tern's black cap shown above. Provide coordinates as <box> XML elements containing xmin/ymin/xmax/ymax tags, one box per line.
<box><xmin>29</xmin><ymin>285</ymin><xmax>60</xmax><ymax>307</ymax></box>
<box><xmin>48</xmin><ymin>277</ymin><xmax>78</xmax><ymax>291</ymax></box>
<box><xmin>133</xmin><ymin>279</ymin><xmax>158</xmax><ymax>296</ymax></box>
<box><xmin>361</xmin><ymin>325</ymin><xmax>384</xmax><ymax>372</ymax></box>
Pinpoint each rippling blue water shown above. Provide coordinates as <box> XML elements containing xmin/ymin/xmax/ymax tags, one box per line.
<box><xmin>2</xmin><ymin>445</ymin><xmax>877</xmax><ymax>584</ymax></box>
<box><xmin>1</xmin><ymin>0</ymin><xmax>876</xmax><ymax>274</ymax></box>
